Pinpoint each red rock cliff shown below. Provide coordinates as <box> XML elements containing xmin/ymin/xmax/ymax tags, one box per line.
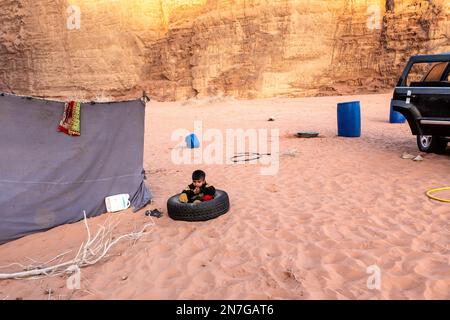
<box><xmin>0</xmin><ymin>0</ymin><xmax>449</xmax><ymax>101</ymax></box>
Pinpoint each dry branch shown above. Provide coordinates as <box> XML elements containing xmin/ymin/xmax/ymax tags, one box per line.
<box><xmin>0</xmin><ymin>211</ymin><xmax>154</xmax><ymax>280</ymax></box>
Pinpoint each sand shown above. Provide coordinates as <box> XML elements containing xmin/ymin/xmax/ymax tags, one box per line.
<box><xmin>0</xmin><ymin>93</ymin><xmax>449</xmax><ymax>300</ymax></box>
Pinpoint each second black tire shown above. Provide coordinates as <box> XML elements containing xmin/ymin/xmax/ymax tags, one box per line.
<box><xmin>417</xmin><ymin>135</ymin><xmax>448</xmax><ymax>154</ymax></box>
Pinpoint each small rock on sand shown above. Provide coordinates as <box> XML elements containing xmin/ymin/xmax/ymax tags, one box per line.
<box><xmin>401</xmin><ymin>153</ymin><xmax>424</xmax><ymax>161</ymax></box>
<box><xmin>281</xmin><ymin>149</ymin><xmax>299</xmax><ymax>158</ymax></box>
<box><xmin>401</xmin><ymin>152</ymin><xmax>416</xmax><ymax>159</ymax></box>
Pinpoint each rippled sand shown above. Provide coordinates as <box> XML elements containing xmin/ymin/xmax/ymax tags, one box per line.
<box><xmin>0</xmin><ymin>93</ymin><xmax>449</xmax><ymax>300</ymax></box>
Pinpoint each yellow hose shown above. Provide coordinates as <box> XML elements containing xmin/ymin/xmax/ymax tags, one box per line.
<box><xmin>426</xmin><ymin>187</ymin><xmax>450</xmax><ymax>203</ymax></box>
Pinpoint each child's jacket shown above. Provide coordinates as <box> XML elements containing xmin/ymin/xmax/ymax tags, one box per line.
<box><xmin>181</xmin><ymin>183</ymin><xmax>216</xmax><ymax>203</ymax></box>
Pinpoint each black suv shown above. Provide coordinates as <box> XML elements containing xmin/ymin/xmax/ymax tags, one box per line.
<box><xmin>392</xmin><ymin>53</ymin><xmax>450</xmax><ymax>154</ymax></box>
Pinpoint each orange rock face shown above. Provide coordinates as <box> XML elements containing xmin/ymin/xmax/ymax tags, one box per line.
<box><xmin>0</xmin><ymin>0</ymin><xmax>449</xmax><ymax>101</ymax></box>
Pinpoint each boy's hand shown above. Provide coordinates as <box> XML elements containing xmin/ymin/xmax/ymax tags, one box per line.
<box><xmin>179</xmin><ymin>193</ymin><xmax>188</xmax><ymax>203</ymax></box>
<box><xmin>194</xmin><ymin>187</ymin><xmax>201</xmax><ymax>194</ymax></box>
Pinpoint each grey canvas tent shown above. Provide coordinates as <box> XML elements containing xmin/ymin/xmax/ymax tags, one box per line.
<box><xmin>0</xmin><ymin>93</ymin><xmax>152</xmax><ymax>244</ymax></box>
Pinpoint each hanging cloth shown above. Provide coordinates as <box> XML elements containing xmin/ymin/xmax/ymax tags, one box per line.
<box><xmin>58</xmin><ymin>101</ymin><xmax>81</xmax><ymax>136</ymax></box>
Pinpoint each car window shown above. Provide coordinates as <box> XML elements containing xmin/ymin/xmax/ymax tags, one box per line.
<box><xmin>423</xmin><ymin>62</ymin><xmax>448</xmax><ymax>82</ymax></box>
<box><xmin>406</xmin><ymin>63</ymin><xmax>432</xmax><ymax>86</ymax></box>
<box><xmin>406</xmin><ymin>62</ymin><xmax>449</xmax><ymax>86</ymax></box>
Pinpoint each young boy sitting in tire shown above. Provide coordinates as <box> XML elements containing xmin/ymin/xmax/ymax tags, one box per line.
<box><xmin>179</xmin><ymin>170</ymin><xmax>216</xmax><ymax>204</ymax></box>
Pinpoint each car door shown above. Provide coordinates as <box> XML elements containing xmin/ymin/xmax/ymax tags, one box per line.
<box><xmin>415</xmin><ymin>62</ymin><xmax>450</xmax><ymax>119</ymax></box>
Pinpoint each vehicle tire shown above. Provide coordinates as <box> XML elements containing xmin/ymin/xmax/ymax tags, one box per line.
<box><xmin>167</xmin><ymin>190</ymin><xmax>230</xmax><ymax>222</ymax></box>
<box><xmin>417</xmin><ymin>135</ymin><xmax>448</xmax><ymax>154</ymax></box>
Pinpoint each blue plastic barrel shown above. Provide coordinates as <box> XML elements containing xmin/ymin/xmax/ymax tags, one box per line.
<box><xmin>337</xmin><ymin>101</ymin><xmax>361</xmax><ymax>137</ymax></box>
<box><xmin>389</xmin><ymin>100</ymin><xmax>406</xmax><ymax>124</ymax></box>
<box><xmin>185</xmin><ymin>133</ymin><xmax>200</xmax><ymax>149</ymax></box>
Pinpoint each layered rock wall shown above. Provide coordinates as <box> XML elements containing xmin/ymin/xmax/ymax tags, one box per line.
<box><xmin>0</xmin><ymin>0</ymin><xmax>449</xmax><ymax>101</ymax></box>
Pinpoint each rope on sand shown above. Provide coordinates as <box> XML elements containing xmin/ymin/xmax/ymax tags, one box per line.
<box><xmin>230</xmin><ymin>152</ymin><xmax>271</xmax><ymax>163</ymax></box>
<box><xmin>426</xmin><ymin>187</ymin><xmax>450</xmax><ymax>203</ymax></box>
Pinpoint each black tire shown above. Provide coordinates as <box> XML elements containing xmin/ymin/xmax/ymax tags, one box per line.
<box><xmin>417</xmin><ymin>135</ymin><xmax>448</xmax><ymax>154</ymax></box>
<box><xmin>167</xmin><ymin>190</ymin><xmax>230</xmax><ymax>222</ymax></box>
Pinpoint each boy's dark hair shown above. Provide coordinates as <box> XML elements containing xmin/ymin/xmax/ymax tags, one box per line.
<box><xmin>192</xmin><ymin>170</ymin><xmax>206</xmax><ymax>181</ymax></box>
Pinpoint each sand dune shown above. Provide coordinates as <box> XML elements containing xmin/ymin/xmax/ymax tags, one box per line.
<box><xmin>0</xmin><ymin>93</ymin><xmax>449</xmax><ymax>300</ymax></box>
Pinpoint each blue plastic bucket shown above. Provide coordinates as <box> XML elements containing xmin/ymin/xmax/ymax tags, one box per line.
<box><xmin>389</xmin><ymin>100</ymin><xmax>406</xmax><ymax>124</ymax></box>
<box><xmin>185</xmin><ymin>133</ymin><xmax>200</xmax><ymax>149</ymax></box>
<box><xmin>337</xmin><ymin>101</ymin><xmax>361</xmax><ymax>137</ymax></box>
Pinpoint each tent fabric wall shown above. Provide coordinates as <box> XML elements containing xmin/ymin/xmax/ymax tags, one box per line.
<box><xmin>0</xmin><ymin>94</ymin><xmax>151</xmax><ymax>244</ymax></box>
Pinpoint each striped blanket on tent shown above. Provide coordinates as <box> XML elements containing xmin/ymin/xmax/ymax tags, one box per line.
<box><xmin>58</xmin><ymin>101</ymin><xmax>81</xmax><ymax>136</ymax></box>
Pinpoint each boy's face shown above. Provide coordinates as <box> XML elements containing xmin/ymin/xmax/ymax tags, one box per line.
<box><xmin>193</xmin><ymin>178</ymin><xmax>205</xmax><ymax>188</ymax></box>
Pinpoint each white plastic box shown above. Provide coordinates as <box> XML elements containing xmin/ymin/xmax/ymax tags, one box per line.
<box><xmin>105</xmin><ymin>194</ymin><xmax>131</xmax><ymax>213</ymax></box>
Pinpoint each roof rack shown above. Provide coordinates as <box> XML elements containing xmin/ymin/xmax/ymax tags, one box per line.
<box><xmin>409</xmin><ymin>52</ymin><xmax>450</xmax><ymax>63</ymax></box>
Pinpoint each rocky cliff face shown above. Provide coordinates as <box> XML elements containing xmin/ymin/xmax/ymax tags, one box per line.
<box><xmin>0</xmin><ymin>0</ymin><xmax>449</xmax><ymax>101</ymax></box>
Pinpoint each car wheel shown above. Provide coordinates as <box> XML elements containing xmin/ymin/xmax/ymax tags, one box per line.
<box><xmin>417</xmin><ymin>135</ymin><xmax>448</xmax><ymax>154</ymax></box>
<box><xmin>167</xmin><ymin>190</ymin><xmax>230</xmax><ymax>222</ymax></box>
